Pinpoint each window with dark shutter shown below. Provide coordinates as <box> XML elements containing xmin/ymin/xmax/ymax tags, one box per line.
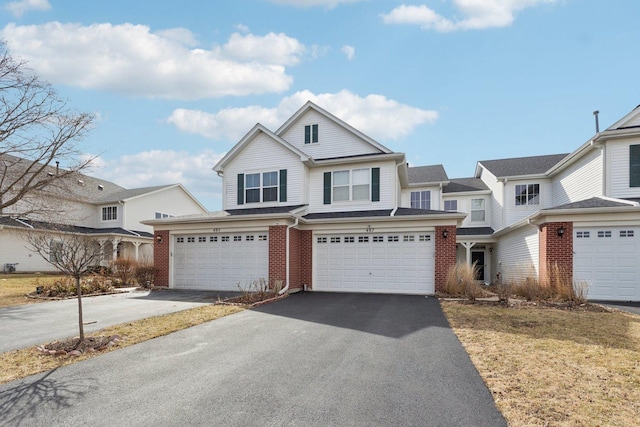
<box><xmin>631</xmin><ymin>144</ymin><xmax>640</xmax><ymax>187</ymax></box>
<box><xmin>279</xmin><ymin>169</ymin><xmax>287</xmax><ymax>202</ymax></box>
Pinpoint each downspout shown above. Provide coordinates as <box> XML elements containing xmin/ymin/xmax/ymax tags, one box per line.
<box><xmin>280</xmin><ymin>216</ymin><xmax>299</xmax><ymax>295</ymax></box>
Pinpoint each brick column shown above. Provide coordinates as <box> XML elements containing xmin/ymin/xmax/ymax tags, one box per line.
<box><xmin>153</xmin><ymin>230</ymin><xmax>170</xmax><ymax>287</ymax></box>
<box><xmin>539</xmin><ymin>222</ymin><xmax>573</xmax><ymax>287</ymax></box>
<box><xmin>435</xmin><ymin>225</ymin><xmax>457</xmax><ymax>293</ymax></box>
<box><xmin>288</xmin><ymin>228</ymin><xmax>302</xmax><ymax>291</ymax></box>
<box><xmin>269</xmin><ymin>225</ymin><xmax>287</xmax><ymax>288</ymax></box>
<box><xmin>300</xmin><ymin>230</ymin><xmax>313</xmax><ymax>290</ymax></box>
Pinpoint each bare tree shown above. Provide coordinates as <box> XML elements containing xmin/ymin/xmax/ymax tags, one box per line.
<box><xmin>0</xmin><ymin>42</ymin><xmax>95</xmax><ymax>217</ymax></box>
<box><xmin>26</xmin><ymin>226</ymin><xmax>103</xmax><ymax>341</ymax></box>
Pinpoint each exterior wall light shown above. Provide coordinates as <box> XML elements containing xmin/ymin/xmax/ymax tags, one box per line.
<box><xmin>156</xmin><ymin>235</ymin><xmax>163</xmax><ymax>244</ymax></box>
<box><xmin>557</xmin><ymin>226</ymin><xmax>565</xmax><ymax>238</ymax></box>
<box><xmin>442</xmin><ymin>229</ymin><xmax>449</xmax><ymax>239</ymax></box>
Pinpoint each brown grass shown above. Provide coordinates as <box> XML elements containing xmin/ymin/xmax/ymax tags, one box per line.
<box><xmin>444</xmin><ymin>262</ymin><xmax>483</xmax><ymax>300</ymax></box>
<box><xmin>0</xmin><ymin>304</ymin><xmax>243</xmax><ymax>384</ymax></box>
<box><xmin>0</xmin><ymin>274</ymin><xmax>62</xmax><ymax>308</ymax></box>
<box><xmin>441</xmin><ymin>301</ymin><xmax>640</xmax><ymax>426</ymax></box>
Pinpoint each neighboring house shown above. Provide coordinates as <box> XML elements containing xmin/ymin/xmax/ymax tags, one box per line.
<box><xmin>0</xmin><ymin>158</ymin><xmax>207</xmax><ymax>272</ymax></box>
<box><xmin>147</xmin><ymin>101</ymin><xmax>640</xmax><ymax>301</ymax></box>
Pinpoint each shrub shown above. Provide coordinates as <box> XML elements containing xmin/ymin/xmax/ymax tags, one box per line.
<box><xmin>444</xmin><ymin>262</ymin><xmax>482</xmax><ymax>300</ymax></box>
<box><xmin>110</xmin><ymin>258</ymin><xmax>137</xmax><ymax>286</ymax></box>
<box><xmin>33</xmin><ymin>275</ymin><xmax>114</xmax><ymax>298</ymax></box>
<box><xmin>135</xmin><ymin>264</ymin><xmax>157</xmax><ymax>288</ymax></box>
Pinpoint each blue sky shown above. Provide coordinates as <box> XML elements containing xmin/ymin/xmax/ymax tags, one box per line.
<box><xmin>2</xmin><ymin>0</ymin><xmax>639</xmax><ymax>210</ymax></box>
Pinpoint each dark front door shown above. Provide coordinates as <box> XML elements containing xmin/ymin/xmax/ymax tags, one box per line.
<box><xmin>471</xmin><ymin>251</ymin><xmax>485</xmax><ymax>282</ymax></box>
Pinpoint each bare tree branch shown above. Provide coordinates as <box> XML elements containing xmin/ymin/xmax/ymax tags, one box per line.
<box><xmin>0</xmin><ymin>42</ymin><xmax>95</xmax><ymax>217</ymax></box>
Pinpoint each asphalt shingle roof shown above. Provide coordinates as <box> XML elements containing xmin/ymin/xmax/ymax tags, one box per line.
<box><xmin>443</xmin><ymin>178</ymin><xmax>489</xmax><ymax>193</ymax></box>
<box><xmin>0</xmin><ymin>217</ymin><xmax>152</xmax><ymax>238</ymax></box>
<box><xmin>478</xmin><ymin>153</ymin><xmax>569</xmax><ymax>177</ymax></box>
<box><xmin>407</xmin><ymin>165</ymin><xmax>448</xmax><ymax>184</ymax></box>
<box><xmin>548</xmin><ymin>197</ymin><xmax>635</xmax><ymax>210</ymax></box>
<box><xmin>225</xmin><ymin>205</ymin><xmax>306</xmax><ymax>216</ymax></box>
<box><xmin>456</xmin><ymin>227</ymin><xmax>495</xmax><ymax>236</ymax></box>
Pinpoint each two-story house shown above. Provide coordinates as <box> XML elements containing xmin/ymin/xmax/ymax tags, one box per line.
<box><xmin>0</xmin><ymin>158</ymin><xmax>207</xmax><ymax>272</ymax></box>
<box><xmin>148</xmin><ymin>101</ymin><xmax>640</xmax><ymax>301</ymax></box>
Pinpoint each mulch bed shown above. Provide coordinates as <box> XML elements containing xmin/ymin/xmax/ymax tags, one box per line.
<box><xmin>441</xmin><ymin>297</ymin><xmax>612</xmax><ymax>312</ymax></box>
<box><xmin>37</xmin><ymin>335</ymin><xmax>121</xmax><ymax>356</ymax></box>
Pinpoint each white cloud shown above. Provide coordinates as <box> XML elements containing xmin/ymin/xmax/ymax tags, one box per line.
<box><xmin>1</xmin><ymin>22</ymin><xmax>305</xmax><ymax>100</ymax></box>
<box><xmin>167</xmin><ymin>90</ymin><xmax>438</xmax><ymax>142</ymax></box>
<box><xmin>4</xmin><ymin>0</ymin><xmax>50</xmax><ymax>17</ymax></box>
<box><xmin>382</xmin><ymin>0</ymin><xmax>557</xmax><ymax>32</ymax></box>
<box><xmin>341</xmin><ymin>45</ymin><xmax>355</xmax><ymax>61</ymax></box>
<box><xmin>88</xmin><ymin>149</ymin><xmax>224</xmax><ymax>209</ymax></box>
<box><xmin>267</xmin><ymin>0</ymin><xmax>366</xmax><ymax>8</ymax></box>
<box><xmin>235</xmin><ymin>23</ymin><xmax>250</xmax><ymax>33</ymax></box>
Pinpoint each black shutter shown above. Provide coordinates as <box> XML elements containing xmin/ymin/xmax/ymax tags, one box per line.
<box><xmin>279</xmin><ymin>169</ymin><xmax>287</xmax><ymax>202</ymax></box>
<box><xmin>323</xmin><ymin>172</ymin><xmax>331</xmax><ymax>204</ymax></box>
<box><xmin>371</xmin><ymin>167</ymin><xmax>380</xmax><ymax>202</ymax></box>
<box><xmin>237</xmin><ymin>173</ymin><xmax>244</xmax><ymax>205</ymax></box>
<box><xmin>631</xmin><ymin>145</ymin><xmax>640</xmax><ymax>187</ymax></box>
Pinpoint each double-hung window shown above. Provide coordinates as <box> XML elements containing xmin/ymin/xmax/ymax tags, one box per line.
<box><xmin>470</xmin><ymin>199</ymin><xmax>485</xmax><ymax>221</ymax></box>
<box><xmin>238</xmin><ymin>170</ymin><xmax>287</xmax><ymax>205</ymax></box>
<box><xmin>304</xmin><ymin>124</ymin><xmax>319</xmax><ymax>144</ymax></box>
<box><xmin>515</xmin><ymin>184</ymin><xmax>540</xmax><ymax>206</ymax></box>
<box><xmin>410</xmin><ymin>191</ymin><xmax>431</xmax><ymax>209</ymax></box>
<box><xmin>444</xmin><ymin>200</ymin><xmax>458</xmax><ymax>211</ymax></box>
<box><xmin>324</xmin><ymin>168</ymin><xmax>379</xmax><ymax>204</ymax></box>
<box><xmin>102</xmin><ymin>206</ymin><xmax>117</xmax><ymax>221</ymax></box>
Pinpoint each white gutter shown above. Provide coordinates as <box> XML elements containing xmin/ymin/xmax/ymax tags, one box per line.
<box><xmin>15</xmin><ymin>218</ymin><xmax>34</xmax><ymax>229</ymax></box>
<box><xmin>280</xmin><ymin>216</ymin><xmax>299</xmax><ymax>295</ymax></box>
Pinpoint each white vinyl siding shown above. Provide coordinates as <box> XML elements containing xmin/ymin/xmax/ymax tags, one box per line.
<box><xmin>607</xmin><ymin>138</ymin><xmax>640</xmax><ymax>198</ymax></box>
<box><xmin>401</xmin><ymin>186</ymin><xmax>441</xmax><ymax>210</ymax></box>
<box><xmin>224</xmin><ymin>132</ymin><xmax>304</xmax><ymax>210</ymax></box>
<box><xmin>494</xmin><ymin>224</ymin><xmax>539</xmax><ymax>285</ymax></box>
<box><xmin>504</xmin><ymin>180</ymin><xmax>552</xmax><ymax>227</ymax></box>
<box><xmin>478</xmin><ymin>167</ymin><xmax>505</xmax><ymax>231</ymax></box>
<box><xmin>552</xmin><ymin>148</ymin><xmax>603</xmax><ymax>206</ymax></box>
<box><xmin>309</xmin><ymin>160</ymin><xmax>395</xmax><ymax>213</ymax></box>
<box><xmin>280</xmin><ymin>109</ymin><xmax>382</xmax><ymax>159</ymax></box>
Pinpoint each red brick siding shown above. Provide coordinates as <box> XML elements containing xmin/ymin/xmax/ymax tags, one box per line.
<box><xmin>288</xmin><ymin>227</ymin><xmax>302</xmax><ymax>290</ymax></box>
<box><xmin>539</xmin><ymin>222</ymin><xmax>573</xmax><ymax>286</ymax></box>
<box><xmin>300</xmin><ymin>230</ymin><xmax>313</xmax><ymax>290</ymax></box>
<box><xmin>154</xmin><ymin>230</ymin><xmax>170</xmax><ymax>287</ymax></box>
<box><xmin>269</xmin><ymin>225</ymin><xmax>287</xmax><ymax>288</ymax></box>
<box><xmin>435</xmin><ymin>226</ymin><xmax>457</xmax><ymax>292</ymax></box>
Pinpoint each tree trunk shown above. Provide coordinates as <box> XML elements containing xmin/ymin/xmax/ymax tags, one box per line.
<box><xmin>76</xmin><ymin>275</ymin><xmax>84</xmax><ymax>341</ymax></box>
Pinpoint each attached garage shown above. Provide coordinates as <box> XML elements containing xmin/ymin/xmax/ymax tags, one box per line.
<box><xmin>314</xmin><ymin>232</ymin><xmax>435</xmax><ymax>294</ymax></box>
<box><xmin>173</xmin><ymin>232</ymin><xmax>269</xmax><ymax>291</ymax></box>
<box><xmin>573</xmin><ymin>226</ymin><xmax>640</xmax><ymax>301</ymax></box>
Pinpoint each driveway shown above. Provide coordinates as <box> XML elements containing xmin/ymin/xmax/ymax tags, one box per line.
<box><xmin>593</xmin><ymin>300</ymin><xmax>640</xmax><ymax>315</ymax></box>
<box><xmin>0</xmin><ymin>289</ymin><xmax>238</xmax><ymax>353</ymax></box>
<box><xmin>0</xmin><ymin>292</ymin><xmax>506</xmax><ymax>426</ymax></box>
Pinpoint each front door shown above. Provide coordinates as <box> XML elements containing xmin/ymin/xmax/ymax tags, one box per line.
<box><xmin>471</xmin><ymin>251</ymin><xmax>485</xmax><ymax>282</ymax></box>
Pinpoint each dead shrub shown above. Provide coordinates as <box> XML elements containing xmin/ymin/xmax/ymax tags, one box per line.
<box><xmin>134</xmin><ymin>263</ymin><xmax>157</xmax><ymax>288</ymax></box>
<box><xmin>110</xmin><ymin>258</ymin><xmax>137</xmax><ymax>286</ymax></box>
<box><xmin>32</xmin><ymin>275</ymin><xmax>114</xmax><ymax>298</ymax></box>
<box><xmin>444</xmin><ymin>262</ymin><xmax>482</xmax><ymax>300</ymax></box>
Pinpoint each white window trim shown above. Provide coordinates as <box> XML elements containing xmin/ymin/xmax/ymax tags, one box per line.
<box><xmin>470</xmin><ymin>198</ymin><xmax>486</xmax><ymax>222</ymax></box>
<box><xmin>332</xmin><ymin>168</ymin><xmax>371</xmax><ymax>203</ymax></box>
<box><xmin>514</xmin><ymin>183</ymin><xmax>541</xmax><ymax>207</ymax></box>
<box><xmin>245</xmin><ymin>170</ymin><xmax>279</xmax><ymax>204</ymax></box>
<box><xmin>410</xmin><ymin>190</ymin><xmax>431</xmax><ymax>210</ymax></box>
<box><xmin>101</xmin><ymin>205</ymin><xmax>118</xmax><ymax>222</ymax></box>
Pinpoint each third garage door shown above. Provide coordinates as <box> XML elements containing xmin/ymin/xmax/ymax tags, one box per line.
<box><xmin>314</xmin><ymin>232</ymin><xmax>434</xmax><ymax>294</ymax></box>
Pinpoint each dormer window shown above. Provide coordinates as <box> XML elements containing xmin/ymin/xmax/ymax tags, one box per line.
<box><xmin>102</xmin><ymin>205</ymin><xmax>117</xmax><ymax>221</ymax></box>
<box><xmin>304</xmin><ymin>124</ymin><xmax>319</xmax><ymax>144</ymax></box>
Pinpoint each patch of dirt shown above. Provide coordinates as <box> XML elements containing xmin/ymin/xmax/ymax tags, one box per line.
<box><xmin>217</xmin><ymin>292</ymin><xmax>287</xmax><ymax>307</ymax></box>
<box><xmin>37</xmin><ymin>335</ymin><xmax>121</xmax><ymax>356</ymax></box>
<box><xmin>445</xmin><ymin>298</ymin><xmax>611</xmax><ymax>312</ymax></box>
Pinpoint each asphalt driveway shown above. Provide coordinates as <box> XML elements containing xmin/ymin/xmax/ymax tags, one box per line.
<box><xmin>0</xmin><ymin>289</ymin><xmax>238</xmax><ymax>353</ymax></box>
<box><xmin>0</xmin><ymin>292</ymin><xmax>506</xmax><ymax>426</ymax></box>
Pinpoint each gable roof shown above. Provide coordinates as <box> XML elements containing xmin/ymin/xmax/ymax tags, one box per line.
<box><xmin>476</xmin><ymin>153</ymin><xmax>569</xmax><ymax>179</ymax></box>
<box><xmin>548</xmin><ymin>197</ymin><xmax>638</xmax><ymax>210</ymax></box>
<box><xmin>606</xmin><ymin>104</ymin><xmax>640</xmax><ymax>130</ymax></box>
<box><xmin>443</xmin><ymin>178</ymin><xmax>489</xmax><ymax>193</ymax></box>
<box><xmin>0</xmin><ymin>216</ymin><xmax>153</xmax><ymax>238</ymax></box>
<box><xmin>275</xmin><ymin>101</ymin><xmax>393</xmax><ymax>155</ymax></box>
<box><xmin>213</xmin><ymin>123</ymin><xmax>310</xmax><ymax>172</ymax></box>
<box><xmin>407</xmin><ymin>165</ymin><xmax>448</xmax><ymax>184</ymax></box>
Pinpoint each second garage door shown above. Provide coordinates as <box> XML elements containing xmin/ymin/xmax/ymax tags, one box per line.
<box><xmin>314</xmin><ymin>232</ymin><xmax>435</xmax><ymax>294</ymax></box>
<box><xmin>573</xmin><ymin>226</ymin><xmax>640</xmax><ymax>301</ymax></box>
<box><xmin>173</xmin><ymin>233</ymin><xmax>269</xmax><ymax>291</ymax></box>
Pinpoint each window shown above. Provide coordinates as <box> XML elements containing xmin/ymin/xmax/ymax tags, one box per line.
<box><xmin>576</xmin><ymin>231</ymin><xmax>590</xmax><ymax>239</ymax></box>
<box><xmin>373</xmin><ymin>236</ymin><xmax>384</xmax><ymax>242</ymax></box>
<box><xmin>210</xmin><ymin>236</ymin><xmax>218</xmax><ymax>242</ymax></box>
<box><xmin>233</xmin><ymin>236</ymin><xmax>242</xmax><ymax>242</ymax></box>
<box><xmin>620</xmin><ymin>230</ymin><xmax>634</xmax><ymax>237</ymax></box>
<box><xmin>49</xmin><ymin>240</ymin><xmax>63</xmax><ymax>263</ymax></box>
<box><xmin>358</xmin><ymin>236</ymin><xmax>369</xmax><ymax>243</ymax></box>
<box><xmin>177</xmin><ymin>237</ymin><xmax>184</xmax><ymax>243</ymax></box>
<box><xmin>410</xmin><ymin>191</ymin><xmax>431</xmax><ymax>209</ymax></box>
<box><xmin>324</xmin><ymin>168</ymin><xmax>379</xmax><ymax>204</ymax></box>
<box><xmin>198</xmin><ymin>237</ymin><xmax>206</xmax><ymax>243</ymax></box>
<box><xmin>155</xmin><ymin>212</ymin><xmax>173</xmax><ymax>219</ymax></box>
<box><xmin>515</xmin><ymin>184</ymin><xmax>540</xmax><ymax>206</ymax></box>
<box><xmin>317</xmin><ymin>237</ymin><xmax>327</xmax><ymax>243</ymax></box>
<box><xmin>403</xmin><ymin>235</ymin><xmax>415</xmax><ymax>242</ymax></box>
<box><xmin>102</xmin><ymin>206</ymin><xmax>117</xmax><ymax>221</ymax></box>
<box><xmin>258</xmin><ymin>235</ymin><xmax>268</xmax><ymax>241</ymax></box>
<box><xmin>444</xmin><ymin>200</ymin><xmax>457</xmax><ymax>211</ymax></box>
<box><xmin>304</xmin><ymin>124</ymin><xmax>319</xmax><ymax>144</ymax></box>
<box><xmin>221</xmin><ymin>236</ymin><xmax>229</xmax><ymax>242</ymax></box>
<box><xmin>419</xmin><ymin>235</ymin><xmax>431</xmax><ymax>241</ymax></box>
<box><xmin>344</xmin><ymin>236</ymin><xmax>355</xmax><ymax>243</ymax></box>
<box><xmin>246</xmin><ymin>235</ymin><xmax>254</xmax><ymax>241</ymax></box>
<box><xmin>262</xmin><ymin>172</ymin><xmax>278</xmax><ymax>202</ymax></box>
<box><xmin>245</xmin><ymin>173</ymin><xmax>261</xmax><ymax>203</ymax></box>
<box><xmin>387</xmin><ymin>235</ymin><xmax>399</xmax><ymax>242</ymax></box>
<box><xmin>187</xmin><ymin>237</ymin><xmax>195</xmax><ymax>243</ymax></box>
<box><xmin>631</xmin><ymin>145</ymin><xmax>640</xmax><ymax>187</ymax></box>
<box><xmin>330</xmin><ymin>237</ymin><xmax>341</xmax><ymax>243</ymax></box>
<box><xmin>597</xmin><ymin>231</ymin><xmax>612</xmax><ymax>238</ymax></box>
<box><xmin>470</xmin><ymin>199</ymin><xmax>485</xmax><ymax>221</ymax></box>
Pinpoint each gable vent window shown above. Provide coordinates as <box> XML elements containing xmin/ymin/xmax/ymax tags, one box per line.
<box><xmin>304</xmin><ymin>124</ymin><xmax>319</xmax><ymax>144</ymax></box>
<box><xmin>102</xmin><ymin>206</ymin><xmax>117</xmax><ymax>221</ymax></box>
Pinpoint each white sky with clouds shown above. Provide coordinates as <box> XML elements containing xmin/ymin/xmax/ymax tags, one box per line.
<box><xmin>1</xmin><ymin>0</ymin><xmax>639</xmax><ymax>210</ymax></box>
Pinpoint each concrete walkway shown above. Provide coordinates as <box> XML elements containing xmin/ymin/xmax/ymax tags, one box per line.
<box><xmin>0</xmin><ymin>289</ymin><xmax>238</xmax><ymax>353</ymax></box>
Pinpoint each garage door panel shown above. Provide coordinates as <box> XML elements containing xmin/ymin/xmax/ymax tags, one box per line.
<box><xmin>315</xmin><ymin>232</ymin><xmax>434</xmax><ymax>295</ymax></box>
<box><xmin>574</xmin><ymin>227</ymin><xmax>640</xmax><ymax>301</ymax></box>
<box><xmin>174</xmin><ymin>233</ymin><xmax>268</xmax><ymax>291</ymax></box>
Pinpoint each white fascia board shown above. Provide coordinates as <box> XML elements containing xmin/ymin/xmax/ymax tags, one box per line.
<box><xmin>442</xmin><ymin>190</ymin><xmax>492</xmax><ymax>197</ymax></box>
<box><xmin>305</xmin><ymin>153</ymin><xmax>405</xmax><ymax>167</ymax></box>
<box><xmin>528</xmin><ymin>205</ymin><xmax>640</xmax><ymax>225</ymax></box>
<box><xmin>545</xmin><ymin>139</ymin><xmax>598</xmax><ymax>176</ymax></box>
<box><xmin>407</xmin><ymin>181</ymin><xmax>450</xmax><ymax>188</ymax></box>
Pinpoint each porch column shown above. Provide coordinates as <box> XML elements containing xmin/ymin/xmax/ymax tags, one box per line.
<box><xmin>132</xmin><ymin>241</ymin><xmax>142</xmax><ymax>260</ymax></box>
<box><xmin>111</xmin><ymin>237</ymin><xmax>121</xmax><ymax>261</ymax></box>
<box><xmin>461</xmin><ymin>242</ymin><xmax>476</xmax><ymax>265</ymax></box>
<box><xmin>97</xmin><ymin>239</ymin><xmax>107</xmax><ymax>266</ymax></box>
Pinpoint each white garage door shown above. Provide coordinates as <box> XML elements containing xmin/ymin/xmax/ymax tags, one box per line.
<box><xmin>173</xmin><ymin>233</ymin><xmax>269</xmax><ymax>291</ymax></box>
<box><xmin>574</xmin><ymin>226</ymin><xmax>640</xmax><ymax>301</ymax></box>
<box><xmin>314</xmin><ymin>232</ymin><xmax>434</xmax><ymax>294</ymax></box>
